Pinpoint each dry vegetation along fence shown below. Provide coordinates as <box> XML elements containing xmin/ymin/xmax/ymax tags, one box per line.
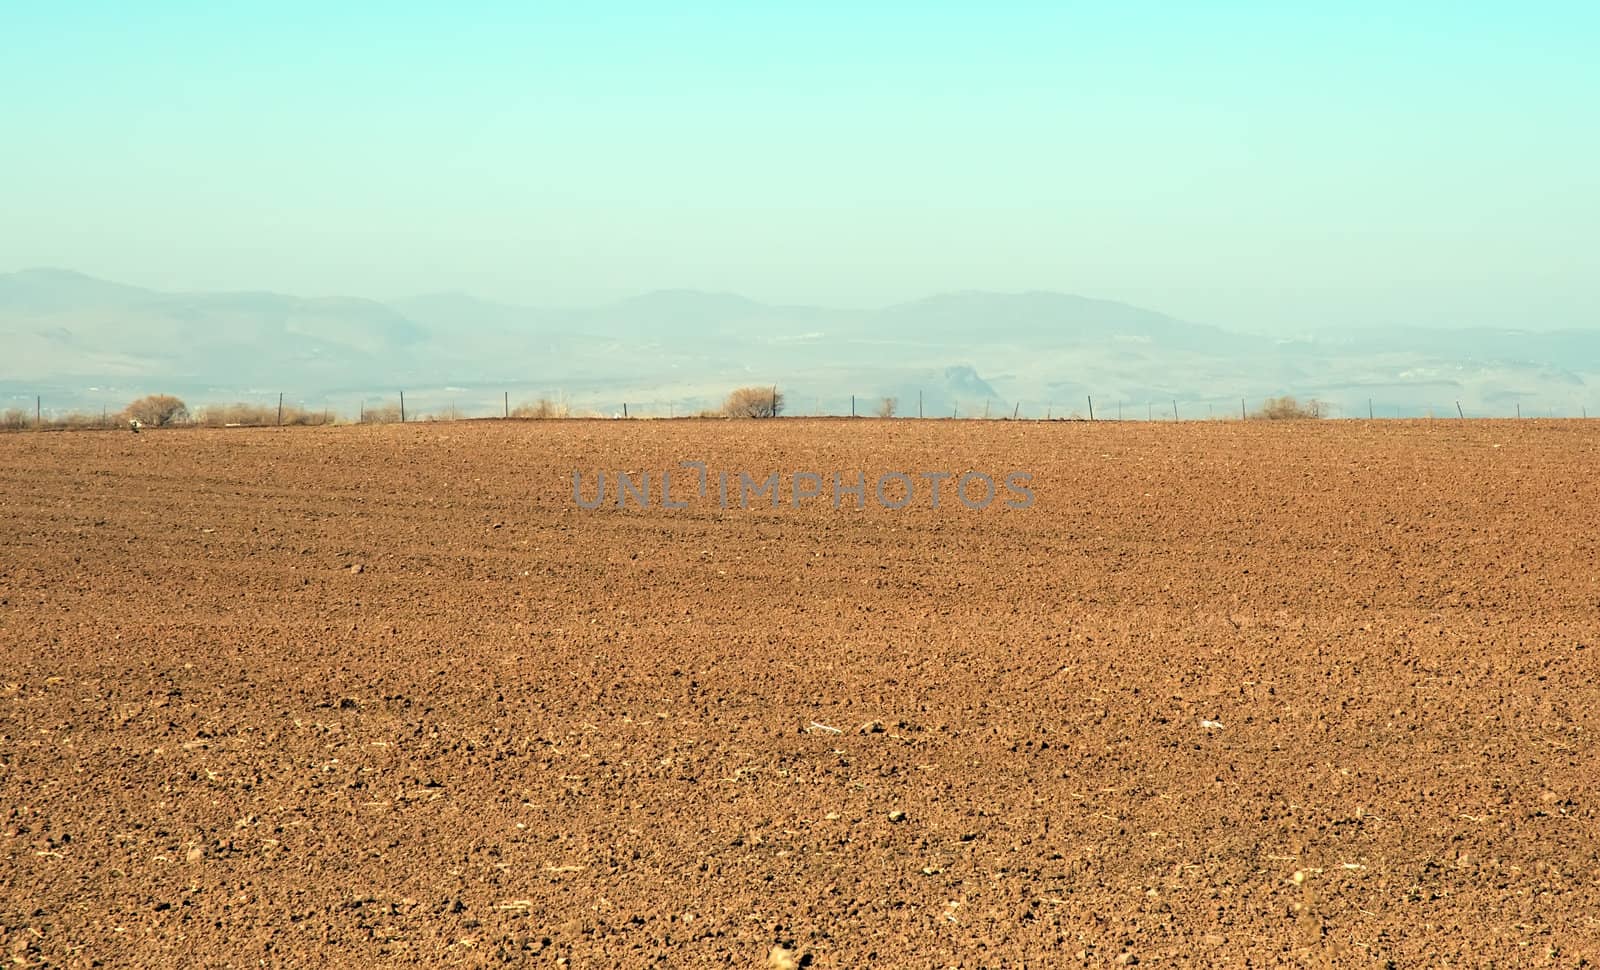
<box><xmin>3</xmin><ymin>389</ymin><xmax>1589</xmax><ymax>431</ymax></box>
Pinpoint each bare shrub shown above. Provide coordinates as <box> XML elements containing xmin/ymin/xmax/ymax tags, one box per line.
<box><xmin>509</xmin><ymin>398</ymin><xmax>569</xmax><ymax>419</ymax></box>
<box><xmin>199</xmin><ymin>403</ymin><xmax>266</xmax><ymax>426</ymax></box>
<box><xmin>876</xmin><ymin>396</ymin><xmax>898</xmax><ymax>418</ymax></box>
<box><xmin>1252</xmin><ymin>396</ymin><xmax>1327</xmax><ymax>420</ymax></box>
<box><xmin>359</xmin><ymin>404</ymin><xmax>403</xmax><ymax>424</ymax></box>
<box><xmin>122</xmin><ymin>394</ymin><xmax>189</xmax><ymax>427</ymax></box>
<box><xmin>4</xmin><ymin>410</ymin><xmax>116</xmax><ymax>431</ymax></box>
<box><xmin>281</xmin><ymin>407</ymin><xmax>333</xmax><ymax>426</ymax></box>
<box><xmin>195</xmin><ymin>403</ymin><xmax>334</xmax><ymax>427</ymax></box>
<box><xmin>50</xmin><ymin>412</ymin><xmax>107</xmax><ymax>430</ymax></box>
<box><xmin>723</xmin><ymin>386</ymin><xmax>783</xmax><ymax>418</ymax></box>
<box><xmin>198</xmin><ymin>404</ymin><xmax>251</xmax><ymax>426</ymax></box>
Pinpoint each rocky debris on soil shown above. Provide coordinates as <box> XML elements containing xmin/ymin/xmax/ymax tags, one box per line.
<box><xmin>5</xmin><ymin>420</ymin><xmax>1598</xmax><ymax>967</ymax></box>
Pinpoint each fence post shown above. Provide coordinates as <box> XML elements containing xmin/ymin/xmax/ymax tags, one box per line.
<box><xmin>1087</xmin><ymin>396</ymin><xmax>1094</xmax><ymax>421</ymax></box>
<box><xmin>1241</xmin><ymin>398</ymin><xmax>1246</xmax><ymax>420</ymax></box>
<box><xmin>36</xmin><ymin>396</ymin><xmax>41</xmax><ymax>428</ymax></box>
<box><xmin>504</xmin><ymin>392</ymin><xmax>509</xmax><ymax>418</ymax></box>
<box><xmin>1172</xmin><ymin>400</ymin><xmax>1178</xmax><ymax>421</ymax></box>
<box><xmin>1456</xmin><ymin>401</ymin><xmax>1464</xmax><ymax>419</ymax></box>
<box><xmin>623</xmin><ymin>403</ymin><xmax>628</xmax><ymax>418</ymax></box>
<box><xmin>918</xmin><ymin>390</ymin><xmax>923</xmax><ymax>418</ymax></box>
<box><xmin>400</xmin><ymin>391</ymin><xmax>406</xmax><ymax>423</ymax></box>
<box><xmin>277</xmin><ymin>392</ymin><xmax>283</xmax><ymax>427</ymax></box>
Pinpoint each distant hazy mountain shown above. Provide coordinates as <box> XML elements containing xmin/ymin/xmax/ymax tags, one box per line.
<box><xmin>2</xmin><ymin>267</ymin><xmax>1596</xmax><ymax>419</ymax></box>
<box><xmin>0</xmin><ymin>268</ymin><xmax>424</xmax><ymax>385</ymax></box>
<box><xmin>876</xmin><ymin>291</ymin><xmax>1251</xmax><ymax>353</ymax></box>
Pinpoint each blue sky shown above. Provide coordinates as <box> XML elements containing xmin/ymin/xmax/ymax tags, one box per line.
<box><xmin>3</xmin><ymin>2</ymin><xmax>1596</xmax><ymax>331</ymax></box>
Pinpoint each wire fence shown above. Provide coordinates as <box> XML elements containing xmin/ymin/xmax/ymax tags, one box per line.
<box><xmin>2</xmin><ymin>388</ymin><xmax>1594</xmax><ymax>431</ymax></box>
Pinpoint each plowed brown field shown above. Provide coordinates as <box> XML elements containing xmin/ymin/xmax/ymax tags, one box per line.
<box><xmin>3</xmin><ymin>419</ymin><xmax>1598</xmax><ymax>968</ymax></box>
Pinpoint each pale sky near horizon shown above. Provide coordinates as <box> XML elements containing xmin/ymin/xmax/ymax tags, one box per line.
<box><xmin>3</xmin><ymin>2</ymin><xmax>1596</xmax><ymax>332</ymax></box>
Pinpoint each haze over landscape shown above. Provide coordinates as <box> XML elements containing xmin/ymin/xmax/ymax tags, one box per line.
<box><xmin>4</xmin><ymin>266</ymin><xmax>1599</xmax><ymax>420</ymax></box>
<box><xmin>9</xmin><ymin>6</ymin><xmax>1600</xmax><ymax>966</ymax></box>
<box><xmin>2</xmin><ymin>4</ymin><xmax>1595</xmax><ymax>416</ymax></box>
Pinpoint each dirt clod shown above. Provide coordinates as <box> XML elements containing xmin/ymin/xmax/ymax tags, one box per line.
<box><xmin>2</xmin><ymin>419</ymin><xmax>1596</xmax><ymax>967</ymax></box>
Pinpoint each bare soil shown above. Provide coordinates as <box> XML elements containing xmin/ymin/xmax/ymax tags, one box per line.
<box><xmin>2</xmin><ymin>419</ymin><xmax>1597</xmax><ymax>967</ymax></box>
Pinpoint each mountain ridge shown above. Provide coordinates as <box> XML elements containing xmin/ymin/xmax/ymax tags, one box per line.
<box><xmin>2</xmin><ymin>268</ymin><xmax>1596</xmax><ymax>419</ymax></box>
